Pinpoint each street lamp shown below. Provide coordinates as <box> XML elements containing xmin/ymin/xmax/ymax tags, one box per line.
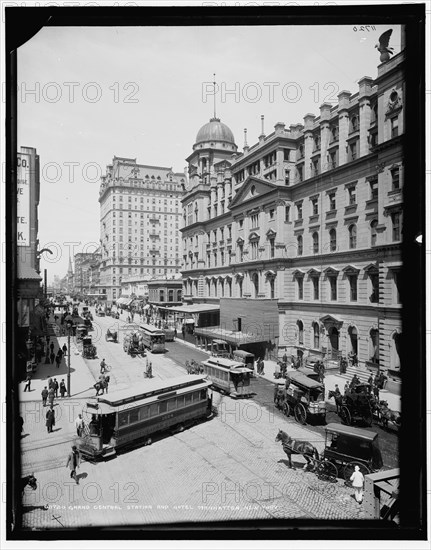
<box><xmin>65</xmin><ymin>316</ymin><xmax>73</xmax><ymax>396</ymax></box>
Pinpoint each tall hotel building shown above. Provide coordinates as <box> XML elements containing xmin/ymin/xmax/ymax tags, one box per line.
<box><xmin>98</xmin><ymin>156</ymin><xmax>186</xmax><ymax>303</ymax></box>
<box><xmin>181</xmin><ymin>45</ymin><xmax>404</xmax><ymax>372</ymax></box>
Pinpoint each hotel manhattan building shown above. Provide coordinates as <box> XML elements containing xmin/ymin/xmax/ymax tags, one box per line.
<box><xmin>180</xmin><ymin>46</ymin><xmax>404</xmax><ymax>371</ymax></box>
<box><xmin>98</xmin><ymin>156</ymin><xmax>186</xmax><ymax>303</ymax></box>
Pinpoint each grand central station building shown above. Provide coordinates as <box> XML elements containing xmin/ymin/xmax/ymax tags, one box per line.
<box><xmin>180</xmin><ymin>45</ymin><xmax>404</xmax><ymax>372</ymax></box>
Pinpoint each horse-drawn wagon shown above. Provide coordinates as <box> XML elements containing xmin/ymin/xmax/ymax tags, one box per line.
<box><xmin>275</xmin><ymin>422</ymin><xmax>383</xmax><ymax>483</ymax></box>
<box><xmin>82</xmin><ymin>336</ymin><xmax>97</xmax><ymax>359</ymax></box>
<box><xmin>105</xmin><ymin>328</ymin><xmax>118</xmax><ymax>343</ymax></box>
<box><xmin>274</xmin><ymin>371</ymin><xmax>326</xmax><ymax>425</ymax></box>
<box><xmin>330</xmin><ymin>383</ymin><xmax>376</xmax><ymax>427</ymax></box>
<box><xmin>123</xmin><ymin>330</ymin><xmax>145</xmax><ymax>356</ymax></box>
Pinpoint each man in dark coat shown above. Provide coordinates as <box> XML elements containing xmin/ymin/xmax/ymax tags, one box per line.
<box><xmin>62</xmin><ymin>343</ymin><xmax>68</xmax><ymax>355</ymax></box>
<box><xmin>24</xmin><ymin>374</ymin><xmax>32</xmax><ymax>392</ymax></box>
<box><xmin>50</xmin><ymin>350</ymin><xmax>55</xmax><ymax>364</ymax></box>
<box><xmin>49</xmin><ymin>342</ymin><xmax>54</xmax><ymax>354</ymax></box>
<box><xmin>41</xmin><ymin>386</ymin><xmax>48</xmax><ymax>406</ymax></box>
<box><xmin>46</xmin><ymin>406</ymin><xmax>55</xmax><ymax>433</ymax></box>
<box><xmin>53</xmin><ymin>378</ymin><xmax>59</xmax><ymax>397</ymax></box>
<box><xmin>66</xmin><ymin>445</ymin><xmax>81</xmax><ymax>484</ymax></box>
<box><xmin>59</xmin><ymin>379</ymin><xmax>67</xmax><ymax>398</ymax></box>
<box><xmin>55</xmin><ymin>354</ymin><xmax>61</xmax><ymax>369</ymax></box>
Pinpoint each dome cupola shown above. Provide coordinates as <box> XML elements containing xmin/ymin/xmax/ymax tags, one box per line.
<box><xmin>195</xmin><ymin>117</ymin><xmax>236</xmax><ymax>147</ymax></box>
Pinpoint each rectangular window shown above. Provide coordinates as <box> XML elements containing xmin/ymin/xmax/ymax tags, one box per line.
<box><xmin>285</xmin><ymin>205</ymin><xmax>290</xmax><ymax>222</ymax></box>
<box><xmin>270</xmin><ymin>239</ymin><xmax>275</xmax><ymax>258</ymax></box>
<box><xmin>311</xmin><ymin>197</ymin><xmax>318</xmax><ymax>215</ymax></box>
<box><xmin>329</xmin><ymin>192</ymin><xmax>336</xmax><ymax>211</ymax></box>
<box><xmin>297</xmin><ymin>165</ymin><xmax>303</xmax><ymax>182</ymax></box>
<box><xmin>329</xmin><ymin>277</ymin><xmax>337</xmax><ymax>301</ymax></box>
<box><xmin>349</xmin><ymin>275</ymin><xmax>358</xmax><ymax>301</ymax></box>
<box><xmin>370</xmin><ymin>274</ymin><xmax>379</xmax><ymax>303</ymax></box>
<box><xmin>313</xmin><ymin>277</ymin><xmax>319</xmax><ymax>300</ymax></box>
<box><xmin>391</xmin><ymin>116</ymin><xmax>399</xmax><ymax>138</ymax></box>
<box><xmin>348</xmin><ymin>186</ymin><xmax>356</xmax><ymax>205</ymax></box>
<box><xmin>391</xmin><ymin>167</ymin><xmax>400</xmax><ymax>190</ymax></box>
<box><xmin>369</xmin><ymin>178</ymin><xmax>378</xmax><ymax>200</ymax></box>
<box><xmin>297</xmin><ymin>278</ymin><xmax>303</xmax><ymax>300</ymax></box>
<box><xmin>149</xmin><ymin>403</ymin><xmax>159</xmax><ymax>417</ymax></box>
<box><xmin>296</xmin><ymin>203</ymin><xmax>303</xmax><ymax>220</ymax></box>
<box><xmin>392</xmin><ymin>212</ymin><xmax>401</xmax><ymax>241</ymax></box>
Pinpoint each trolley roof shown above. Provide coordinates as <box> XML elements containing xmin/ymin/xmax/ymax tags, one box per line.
<box><xmin>93</xmin><ymin>375</ymin><xmax>209</xmax><ymax>407</ymax></box>
<box><xmin>286</xmin><ymin>370</ymin><xmax>324</xmax><ymax>389</ymax></box>
<box><xmin>203</xmin><ymin>356</ymin><xmax>250</xmax><ymax>370</ymax></box>
<box><xmin>325</xmin><ymin>422</ymin><xmax>379</xmax><ymax>441</ymax></box>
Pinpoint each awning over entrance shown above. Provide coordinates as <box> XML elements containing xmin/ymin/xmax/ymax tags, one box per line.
<box><xmin>194</xmin><ymin>326</ymin><xmax>267</xmax><ymax>346</ymax></box>
<box><xmin>320</xmin><ymin>314</ymin><xmax>344</xmax><ymax>329</ymax></box>
<box><xmin>157</xmin><ymin>304</ymin><xmax>220</xmax><ymax>315</ymax></box>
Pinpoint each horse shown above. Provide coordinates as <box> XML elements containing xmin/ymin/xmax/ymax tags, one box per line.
<box><xmin>21</xmin><ymin>473</ymin><xmax>37</xmax><ymax>494</ymax></box>
<box><xmin>327</xmin><ymin>390</ymin><xmax>343</xmax><ymax>413</ymax></box>
<box><xmin>94</xmin><ymin>375</ymin><xmax>110</xmax><ymax>396</ymax></box>
<box><xmin>378</xmin><ymin>400</ymin><xmax>401</xmax><ymax>428</ymax></box>
<box><xmin>275</xmin><ymin>429</ymin><xmax>320</xmax><ymax>471</ymax></box>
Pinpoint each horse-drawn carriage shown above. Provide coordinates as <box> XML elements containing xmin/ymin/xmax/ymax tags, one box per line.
<box><xmin>274</xmin><ymin>371</ymin><xmax>326</xmax><ymax>425</ymax></box>
<box><xmin>330</xmin><ymin>383</ymin><xmax>376</xmax><ymax>427</ymax></box>
<box><xmin>123</xmin><ymin>330</ymin><xmax>145</xmax><ymax>356</ymax></box>
<box><xmin>105</xmin><ymin>328</ymin><xmax>118</xmax><ymax>343</ymax></box>
<box><xmin>82</xmin><ymin>336</ymin><xmax>97</xmax><ymax>359</ymax></box>
<box><xmin>275</xmin><ymin>422</ymin><xmax>383</xmax><ymax>483</ymax></box>
<box><xmin>76</xmin><ymin>324</ymin><xmax>88</xmax><ymax>340</ymax></box>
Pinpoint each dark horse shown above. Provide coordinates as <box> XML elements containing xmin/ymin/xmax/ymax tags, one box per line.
<box><xmin>328</xmin><ymin>390</ymin><xmax>343</xmax><ymax>413</ymax></box>
<box><xmin>94</xmin><ymin>375</ymin><xmax>110</xmax><ymax>396</ymax></box>
<box><xmin>275</xmin><ymin>429</ymin><xmax>319</xmax><ymax>470</ymax></box>
<box><xmin>21</xmin><ymin>473</ymin><xmax>37</xmax><ymax>494</ymax></box>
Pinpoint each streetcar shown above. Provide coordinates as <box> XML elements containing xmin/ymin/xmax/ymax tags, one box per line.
<box><xmin>76</xmin><ymin>375</ymin><xmax>213</xmax><ymax>460</ymax></box>
<box><xmin>232</xmin><ymin>350</ymin><xmax>255</xmax><ymax>375</ymax></box>
<box><xmin>139</xmin><ymin>323</ymin><xmax>166</xmax><ymax>352</ymax></box>
<box><xmin>200</xmin><ymin>356</ymin><xmax>254</xmax><ymax>398</ymax></box>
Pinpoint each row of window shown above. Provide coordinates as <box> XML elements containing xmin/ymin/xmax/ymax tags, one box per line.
<box><xmin>185</xmin><ymin>276</ymin><xmax>276</xmax><ymax>300</ymax></box>
<box><xmin>295</xmin><ymin>272</ymin><xmax>379</xmax><ymax>303</ymax></box>
<box><xmin>118</xmin><ymin>389</ymin><xmax>207</xmax><ymax>426</ymax></box>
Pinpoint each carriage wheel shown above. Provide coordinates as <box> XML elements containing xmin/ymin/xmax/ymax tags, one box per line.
<box><xmin>339</xmin><ymin>405</ymin><xmax>352</xmax><ymax>425</ymax></box>
<box><xmin>343</xmin><ymin>461</ymin><xmax>370</xmax><ymax>484</ymax></box>
<box><xmin>294</xmin><ymin>403</ymin><xmax>307</xmax><ymax>425</ymax></box>
<box><xmin>363</xmin><ymin>412</ymin><xmax>373</xmax><ymax>427</ymax></box>
<box><xmin>317</xmin><ymin>461</ymin><xmax>338</xmax><ymax>482</ymax></box>
<box><xmin>282</xmin><ymin>402</ymin><xmax>290</xmax><ymax>417</ymax></box>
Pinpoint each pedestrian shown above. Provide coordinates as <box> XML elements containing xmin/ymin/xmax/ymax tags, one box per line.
<box><xmin>62</xmin><ymin>343</ymin><xmax>67</xmax><ymax>354</ymax></box>
<box><xmin>41</xmin><ymin>386</ymin><xmax>48</xmax><ymax>406</ymax></box>
<box><xmin>59</xmin><ymin>379</ymin><xmax>67</xmax><ymax>398</ymax></box>
<box><xmin>66</xmin><ymin>445</ymin><xmax>81</xmax><ymax>485</ymax></box>
<box><xmin>48</xmin><ymin>377</ymin><xmax>53</xmax><ymax>390</ymax></box>
<box><xmin>55</xmin><ymin>354</ymin><xmax>61</xmax><ymax>369</ymax></box>
<box><xmin>75</xmin><ymin>414</ymin><xmax>84</xmax><ymax>437</ymax></box>
<box><xmin>368</xmin><ymin>373</ymin><xmax>374</xmax><ymax>387</ymax></box>
<box><xmin>48</xmin><ymin>388</ymin><xmax>55</xmax><ymax>407</ymax></box>
<box><xmin>24</xmin><ymin>373</ymin><xmax>32</xmax><ymax>392</ymax></box>
<box><xmin>344</xmin><ymin>381</ymin><xmax>349</xmax><ymax>395</ymax></box>
<box><xmin>100</xmin><ymin>358</ymin><xmax>106</xmax><ymax>374</ymax></box>
<box><xmin>53</xmin><ymin>378</ymin><xmax>59</xmax><ymax>398</ymax></box>
<box><xmin>49</xmin><ymin>342</ymin><xmax>54</xmax><ymax>354</ymax></box>
<box><xmin>350</xmin><ymin>465</ymin><xmax>365</xmax><ymax>504</ymax></box>
<box><xmin>50</xmin><ymin>350</ymin><xmax>55</xmax><ymax>364</ymax></box>
<box><xmin>373</xmin><ymin>383</ymin><xmax>380</xmax><ymax>400</ymax></box>
<box><xmin>174</xmin><ymin>328</ymin><xmax>177</xmax><ymax>340</ymax></box>
<box><xmin>46</xmin><ymin>405</ymin><xmax>55</xmax><ymax>433</ymax></box>
<box><xmin>260</xmin><ymin>358</ymin><xmax>265</xmax><ymax>375</ymax></box>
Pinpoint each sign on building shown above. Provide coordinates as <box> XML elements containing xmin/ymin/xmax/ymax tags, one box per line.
<box><xmin>17</xmin><ymin>152</ymin><xmax>31</xmax><ymax>247</ymax></box>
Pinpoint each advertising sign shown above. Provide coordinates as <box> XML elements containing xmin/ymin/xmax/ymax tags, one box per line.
<box><xmin>17</xmin><ymin>152</ymin><xmax>31</xmax><ymax>246</ymax></box>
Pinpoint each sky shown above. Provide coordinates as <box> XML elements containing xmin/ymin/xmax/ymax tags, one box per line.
<box><xmin>17</xmin><ymin>23</ymin><xmax>401</xmax><ymax>283</ymax></box>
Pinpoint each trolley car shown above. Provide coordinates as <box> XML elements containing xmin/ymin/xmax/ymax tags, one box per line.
<box><xmin>200</xmin><ymin>356</ymin><xmax>254</xmax><ymax>398</ymax></box>
<box><xmin>139</xmin><ymin>324</ymin><xmax>166</xmax><ymax>352</ymax></box>
<box><xmin>76</xmin><ymin>375</ymin><xmax>213</xmax><ymax>460</ymax></box>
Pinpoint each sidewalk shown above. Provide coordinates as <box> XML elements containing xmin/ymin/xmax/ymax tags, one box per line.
<box><xmin>173</xmin><ymin>338</ymin><xmax>401</xmax><ymax>413</ymax></box>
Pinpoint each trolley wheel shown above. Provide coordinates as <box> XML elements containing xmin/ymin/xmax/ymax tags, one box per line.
<box><xmin>339</xmin><ymin>405</ymin><xmax>352</xmax><ymax>425</ymax></box>
<box><xmin>282</xmin><ymin>402</ymin><xmax>290</xmax><ymax>417</ymax></box>
<box><xmin>294</xmin><ymin>403</ymin><xmax>307</xmax><ymax>425</ymax></box>
<box><xmin>343</xmin><ymin>461</ymin><xmax>370</xmax><ymax>484</ymax></box>
<box><xmin>317</xmin><ymin>460</ymin><xmax>338</xmax><ymax>482</ymax></box>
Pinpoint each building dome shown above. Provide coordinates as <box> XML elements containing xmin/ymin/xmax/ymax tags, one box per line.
<box><xmin>195</xmin><ymin>117</ymin><xmax>235</xmax><ymax>146</ymax></box>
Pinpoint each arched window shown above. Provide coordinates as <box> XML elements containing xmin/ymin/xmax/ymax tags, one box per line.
<box><xmin>313</xmin><ymin>322</ymin><xmax>320</xmax><ymax>349</ymax></box>
<box><xmin>220</xmin><ymin>279</ymin><xmax>224</xmax><ymax>297</ymax></box>
<box><xmin>370</xmin><ymin>220</ymin><xmax>378</xmax><ymax>247</ymax></box>
<box><xmin>349</xmin><ymin>224</ymin><xmax>357</xmax><ymax>249</ymax></box>
<box><xmin>206</xmin><ymin>280</ymin><xmax>210</xmax><ymax>296</ymax></box>
<box><xmin>297</xmin><ymin>235</ymin><xmax>303</xmax><ymax>256</ymax></box>
<box><xmin>252</xmin><ymin>273</ymin><xmax>259</xmax><ymax>298</ymax></box>
<box><xmin>297</xmin><ymin>320</ymin><xmax>304</xmax><ymax>345</ymax></box>
<box><xmin>329</xmin><ymin>228</ymin><xmax>337</xmax><ymax>252</ymax></box>
<box><xmin>312</xmin><ymin>232</ymin><xmax>319</xmax><ymax>254</ymax></box>
<box><xmin>238</xmin><ymin>279</ymin><xmax>243</xmax><ymax>298</ymax></box>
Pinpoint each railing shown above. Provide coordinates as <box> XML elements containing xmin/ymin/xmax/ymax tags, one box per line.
<box><xmin>363</xmin><ymin>469</ymin><xmax>400</xmax><ymax>522</ymax></box>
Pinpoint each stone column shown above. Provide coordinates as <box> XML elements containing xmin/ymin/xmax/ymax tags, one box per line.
<box><xmin>319</xmin><ymin>103</ymin><xmax>332</xmax><ymax>173</ymax></box>
<box><xmin>338</xmin><ymin>91</ymin><xmax>351</xmax><ymax>166</ymax></box>
<box><xmin>303</xmin><ymin>113</ymin><xmax>315</xmax><ymax>179</ymax></box>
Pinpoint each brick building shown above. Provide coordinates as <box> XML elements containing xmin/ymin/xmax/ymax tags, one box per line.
<box><xmin>98</xmin><ymin>156</ymin><xmax>186</xmax><ymax>303</ymax></box>
<box><xmin>181</xmin><ymin>45</ymin><xmax>404</xmax><ymax>370</ymax></box>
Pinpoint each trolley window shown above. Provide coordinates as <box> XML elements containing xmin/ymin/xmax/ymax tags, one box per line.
<box><xmin>200</xmin><ymin>389</ymin><xmax>207</xmax><ymax>400</ymax></box>
<box><xmin>140</xmin><ymin>406</ymin><xmax>149</xmax><ymax>420</ymax></box>
<box><xmin>176</xmin><ymin>395</ymin><xmax>185</xmax><ymax>408</ymax></box>
<box><xmin>159</xmin><ymin>401</ymin><xmax>167</xmax><ymax>414</ymax></box>
<box><xmin>129</xmin><ymin>409</ymin><xmax>139</xmax><ymax>423</ymax></box>
<box><xmin>167</xmin><ymin>398</ymin><xmax>177</xmax><ymax>411</ymax></box>
<box><xmin>193</xmin><ymin>390</ymin><xmax>201</xmax><ymax>402</ymax></box>
<box><xmin>149</xmin><ymin>403</ymin><xmax>159</xmax><ymax>417</ymax></box>
<box><xmin>185</xmin><ymin>393</ymin><xmax>192</xmax><ymax>406</ymax></box>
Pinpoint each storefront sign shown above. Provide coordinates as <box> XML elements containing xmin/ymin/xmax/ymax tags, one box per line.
<box><xmin>17</xmin><ymin>152</ymin><xmax>31</xmax><ymax>246</ymax></box>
